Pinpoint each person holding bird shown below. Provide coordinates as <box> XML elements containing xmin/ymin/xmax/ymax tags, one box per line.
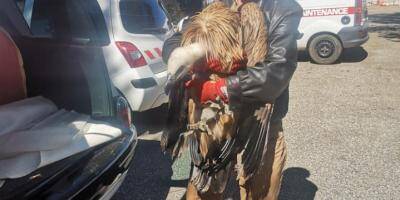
<box><xmin>162</xmin><ymin>1</ymin><xmax>302</xmax><ymax>199</ymax></box>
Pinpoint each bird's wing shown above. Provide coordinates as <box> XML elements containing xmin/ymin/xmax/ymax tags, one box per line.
<box><xmin>240</xmin><ymin>2</ymin><xmax>268</xmax><ymax>66</ymax></box>
<box><xmin>235</xmin><ymin>2</ymin><xmax>275</xmax><ymax>180</ymax></box>
<box><xmin>160</xmin><ymin>80</ymin><xmax>189</xmax><ymax>156</ymax></box>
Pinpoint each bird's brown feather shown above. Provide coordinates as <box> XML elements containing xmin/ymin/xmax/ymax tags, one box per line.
<box><xmin>182</xmin><ymin>2</ymin><xmax>244</xmax><ymax>73</ymax></box>
<box><xmin>178</xmin><ymin>1</ymin><xmax>270</xmax><ymax>193</ymax></box>
<box><xmin>239</xmin><ymin>2</ymin><xmax>268</xmax><ymax>66</ymax></box>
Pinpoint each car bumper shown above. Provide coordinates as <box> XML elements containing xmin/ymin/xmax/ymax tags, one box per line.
<box><xmin>74</xmin><ymin>125</ymin><xmax>138</xmax><ymax>200</ymax></box>
<box><xmin>99</xmin><ymin>170</ymin><xmax>128</xmax><ymax>200</ymax></box>
<box><xmin>338</xmin><ymin>24</ymin><xmax>369</xmax><ymax>48</ymax></box>
<box><xmin>0</xmin><ymin>121</ymin><xmax>138</xmax><ymax>200</ymax></box>
<box><xmin>113</xmin><ymin>69</ymin><xmax>169</xmax><ymax>112</ymax></box>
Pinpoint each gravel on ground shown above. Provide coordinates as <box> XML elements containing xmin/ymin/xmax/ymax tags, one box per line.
<box><xmin>113</xmin><ymin>6</ymin><xmax>400</xmax><ymax>200</ymax></box>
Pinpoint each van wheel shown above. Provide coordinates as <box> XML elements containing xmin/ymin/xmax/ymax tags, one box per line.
<box><xmin>308</xmin><ymin>34</ymin><xmax>343</xmax><ymax>64</ymax></box>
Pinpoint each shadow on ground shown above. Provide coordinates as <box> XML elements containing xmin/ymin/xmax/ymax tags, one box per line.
<box><xmin>298</xmin><ymin>47</ymin><xmax>368</xmax><ymax>64</ymax></box>
<box><xmin>114</xmin><ymin>105</ymin><xmax>189</xmax><ymax>200</ymax></box>
<box><xmin>279</xmin><ymin>167</ymin><xmax>318</xmax><ymax>200</ymax></box>
<box><xmin>368</xmin><ymin>12</ymin><xmax>400</xmax><ymax>42</ymax></box>
<box><xmin>112</xmin><ymin>140</ymin><xmax>174</xmax><ymax>200</ymax></box>
<box><xmin>133</xmin><ymin>104</ymin><xmax>168</xmax><ymax>135</ymax></box>
<box><xmin>340</xmin><ymin>47</ymin><xmax>369</xmax><ymax>63</ymax></box>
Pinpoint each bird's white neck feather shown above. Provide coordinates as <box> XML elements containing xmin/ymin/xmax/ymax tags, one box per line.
<box><xmin>167</xmin><ymin>43</ymin><xmax>206</xmax><ymax>76</ymax></box>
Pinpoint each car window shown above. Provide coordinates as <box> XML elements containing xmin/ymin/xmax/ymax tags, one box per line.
<box><xmin>15</xmin><ymin>0</ymin><xmax>109</xmax><ymax>44</ymax></box>
<box><xmin>119</xmin><ymin>0</ymin><xmax>168</xmax><ymax>34</ymax></box>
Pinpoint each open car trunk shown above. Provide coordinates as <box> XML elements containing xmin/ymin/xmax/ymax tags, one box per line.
<box><xmin>0</xmin><ymin>1</ymin><xmax>137</xmax><ymax>198</ymax></box>
<box><xmin>0</xmin><ymin>25</ymin><xmax>122</xmax><ymax>176</ymax></box>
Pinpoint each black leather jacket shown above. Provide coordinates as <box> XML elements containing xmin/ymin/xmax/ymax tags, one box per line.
<box><xmin>162</xmin><ymin>0</ymin><xmax>303</xmax><ymax>121</ymax></box>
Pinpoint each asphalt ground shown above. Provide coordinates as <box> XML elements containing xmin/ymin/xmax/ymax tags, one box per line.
<box><xmin>113</xmin><ymin>6</ymin><xmax>400</xmax><ymax>200</ymax></box>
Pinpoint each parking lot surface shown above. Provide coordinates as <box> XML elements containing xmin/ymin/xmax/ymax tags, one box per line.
<box><xmin>113</xmin><ymin>7</ymin><xmax>400</xmax><ymax>200</ymax></box>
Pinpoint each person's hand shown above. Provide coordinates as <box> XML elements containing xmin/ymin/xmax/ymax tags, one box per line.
<box><xmin>186</xmin><ymin>77</ymin><xmax>228</xmax><ymax>104</ymax></box>
<box><xmin>200</xmin><ymin>78</ymin><xmax>228</xmax><ymax>104</ymax></box>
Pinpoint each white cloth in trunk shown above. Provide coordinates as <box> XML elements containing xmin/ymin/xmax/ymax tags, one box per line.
<box><xmin>0</xmin><ymin>110</ymin><xmax>87</xmax><ymax>158</ymax></box>
<box><xmin>0</xmin><ymin>96</ymin><xmax>57</xmax><ymax>136</ymax></box>
<box><xmin>0</xmin><ymin>97</ymin><xmax>122</xmax><ymax>179</ymax></box>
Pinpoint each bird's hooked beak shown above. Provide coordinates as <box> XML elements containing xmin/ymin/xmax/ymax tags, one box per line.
<box><xmin>164</xmin><ymin>67</ymin><xmax>191</xmax><ymax>94</ymax></box>
<box><xmin>164</xmin><ymin>43</ymin><xmax>206</xmax><ymax>94</ymax></box>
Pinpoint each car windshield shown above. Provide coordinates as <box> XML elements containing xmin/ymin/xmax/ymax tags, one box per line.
<box><xmin>119</xmin><ymin>0</ymin><xmax>167</xmax><ymax>34</ymax></box>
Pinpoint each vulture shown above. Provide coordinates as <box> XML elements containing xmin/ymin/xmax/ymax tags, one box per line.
<box><xmin>162</xmin><ymin>1</ymin><xmax>274</xmax><ymax>194</ymax></box>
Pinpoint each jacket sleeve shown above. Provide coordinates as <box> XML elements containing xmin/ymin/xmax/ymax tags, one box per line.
<box><xmin>226</xmin><ymin>5</ymin><xmax>303</xmax><ymax>110</ymax></box>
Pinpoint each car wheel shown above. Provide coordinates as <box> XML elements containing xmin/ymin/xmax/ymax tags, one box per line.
<box><xmin>308</xmin><ymin>34</ymin><xmax>343</xmax><ymax>65</ymax></box>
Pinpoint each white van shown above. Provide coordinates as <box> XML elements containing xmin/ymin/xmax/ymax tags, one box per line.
<box><xmin>164</xmin><ymin>0</ymin><xmax>369</xmax><ymax>65</ymax></box>
<box><xmin>296</xmin><ymin>0</ymin><xmax>369</xmax><ymax>64</ymax></box>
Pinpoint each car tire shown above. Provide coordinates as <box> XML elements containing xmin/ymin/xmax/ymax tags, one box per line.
<box><xmin>308</xmin><ymin>34</ymin><xmax>343</xmax><ymax>65</ymax></box>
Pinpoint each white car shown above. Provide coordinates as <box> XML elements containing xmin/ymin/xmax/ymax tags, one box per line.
<box><xmin>19</xmin><ymin>0</ymin><xmax>170</xmax><ymax>112</ymax></box>
<box><xmin>98</xmin><ymin>0</ymin><xmax>170</xmax><ymax>111</ymax></box>
<box><xmin>296</xmin><ymin>0</ymin><xmax>369</xmax><ymax>64</ymax></box>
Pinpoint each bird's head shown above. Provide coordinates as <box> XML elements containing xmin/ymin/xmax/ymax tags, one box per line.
<box><xmin>165</xmin><ymin>43</ymin><xmax>206</xmax><ymax>94</ymax></box>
